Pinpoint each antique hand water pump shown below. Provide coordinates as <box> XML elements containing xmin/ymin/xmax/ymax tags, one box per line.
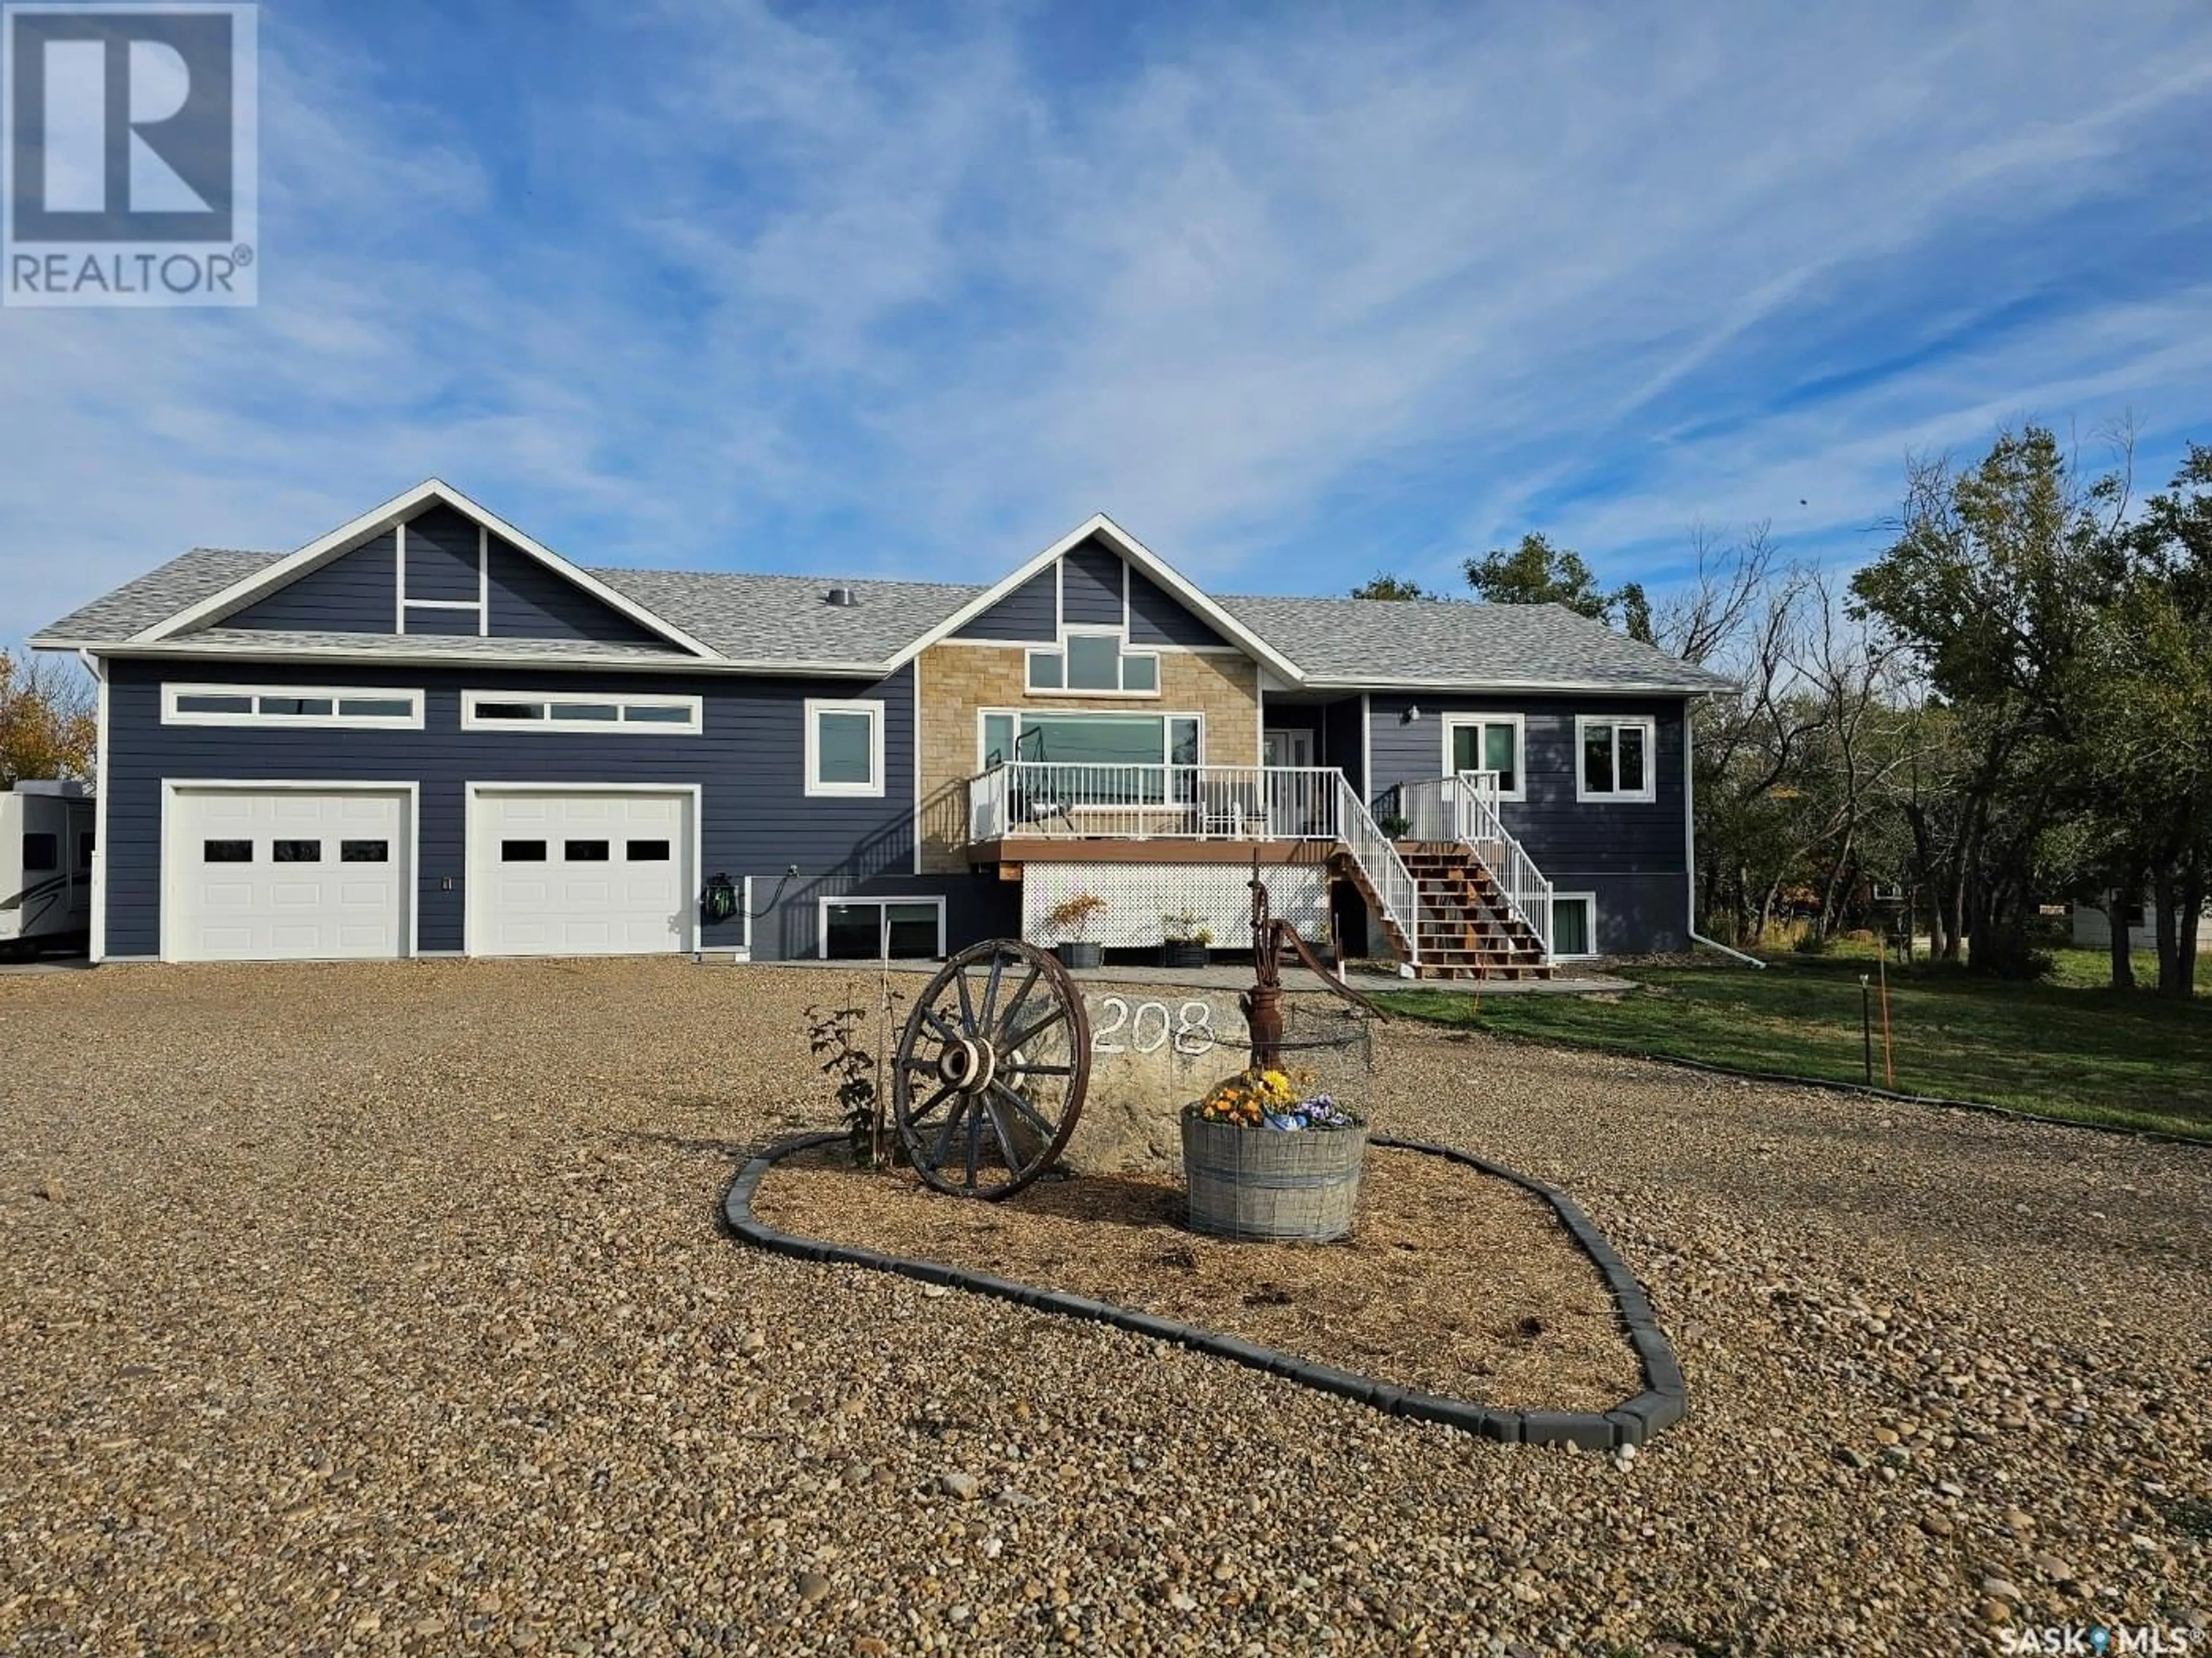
<box><xmin>1240</xmin><ymin>856</ymin><xmax>1385</xmax><ymax>1071</ymax></box>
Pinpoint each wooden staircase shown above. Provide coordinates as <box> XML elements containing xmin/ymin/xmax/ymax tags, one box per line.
<box><xmin>1335</xmin><ymin>842</ymin><xmax>1553</xmax><ymax>981</ymax></box>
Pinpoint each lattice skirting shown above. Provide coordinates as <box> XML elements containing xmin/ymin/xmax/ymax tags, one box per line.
<box><xmin>1022</xmin><ymin>862</ymin><xmax>1330</xmax><ymax>951</ymax></box>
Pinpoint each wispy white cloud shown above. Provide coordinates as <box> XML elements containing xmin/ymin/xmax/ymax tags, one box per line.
<box><xmin>4</xmin><ymin>0</ymin><xmax>2211</xmax><ymax>643</ymax></box>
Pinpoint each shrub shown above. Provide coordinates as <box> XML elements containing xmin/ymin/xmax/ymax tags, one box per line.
<box><xmin>805</xmin><ymin>987</ymin><xmax>904</xmax><ymax>1163</ymax></box>
<box><xmin>1966</xmin><ymin>929</ymin><xmax>2054</xmax><ymax>981</ymax></box>
<box><xmin>1046</xmin><ymin>891</ymin><xmax>1107</xmax><ymax>941</ymax></box>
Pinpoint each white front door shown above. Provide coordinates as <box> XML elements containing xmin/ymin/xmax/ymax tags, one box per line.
<box><xmin>165</xmin><ymin>786</ymin><xmax>411</xmax><ymax>961</ymax></box>
<box><xmin>468</xmin><ymin>789</ymin><xmax>692</xmax><ymax>957</ymax></box>
<box><xmin>1263</xmin><ymin>728</ymin><xmax>1315</xmax><ymax>768</ymax></box>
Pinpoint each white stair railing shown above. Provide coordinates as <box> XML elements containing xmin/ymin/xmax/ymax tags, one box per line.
<box><xmin>1448</xmin><ymin>771</ymin><xmax>1551</xmax><ymax>957</ymax></box>
<box><xmin>1332</xmin><ymin>774</ymin><xmax>1423</xmax><ymax>973</ymax></box>
<box><xmin>1395</xmin><ymin>771</ymin><xmax>1552</xmax><ymax>957</ymax></box>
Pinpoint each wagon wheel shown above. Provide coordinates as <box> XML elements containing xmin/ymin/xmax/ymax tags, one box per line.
<box><xmin>892</xmin><ymin>938</ymin><xmax>1091</xmax><ymax>1200</ymax></box>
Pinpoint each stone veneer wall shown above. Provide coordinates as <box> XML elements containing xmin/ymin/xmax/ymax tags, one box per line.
<box><xmin>914</xmin><ymin>643</ymin><xmax>1263</xmax><ymax>874</ymax></box>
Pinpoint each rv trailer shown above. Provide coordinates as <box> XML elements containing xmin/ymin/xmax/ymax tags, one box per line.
<box><xmin>1</xmin><ymin>781</ymin><xmax>93</xmax><ymax>958</ymax></box>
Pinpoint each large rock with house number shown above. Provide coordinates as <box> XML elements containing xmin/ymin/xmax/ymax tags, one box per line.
<box><xmin>1060</xmin><ymin>986</ymin><xmax>1250</xmax><ymax>1175</ymax></box>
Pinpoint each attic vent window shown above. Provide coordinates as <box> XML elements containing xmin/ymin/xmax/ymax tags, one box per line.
<box><xmin>825</xmin><ymin>585</ymin><xmax>858</xmax><ymax>608</ymax></box>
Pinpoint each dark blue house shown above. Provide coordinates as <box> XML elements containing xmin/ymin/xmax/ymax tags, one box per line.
<box><xmin>31</xmin><ymin>481</ymin><xmax>1731</xmax><ymax>976</ymax></box>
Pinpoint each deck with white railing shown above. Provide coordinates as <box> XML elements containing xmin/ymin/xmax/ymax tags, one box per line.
<box><xmin>963</xmin><ymin>761</ymin><xmax>1552</xmax><ymax>978</ymax></box>
<box><xmin>967</xmin><ymin>762</ymin><xmax>1346</xmax><ymax>846</ymax></box>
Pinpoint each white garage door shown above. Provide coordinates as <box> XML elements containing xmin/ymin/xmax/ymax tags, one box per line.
<box><xmin>468</xmin><ymin>790</ymin><xmax>692</xmax><ymax>957</ymax></box>
<box><xmin>166</xmin><ymin>787</ymin><xmax>411</xmax><ymax>961</ymax></box>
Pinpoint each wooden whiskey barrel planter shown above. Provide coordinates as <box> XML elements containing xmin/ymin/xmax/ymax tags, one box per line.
<box><xmin>1181</xmin><ymin>1109</ymin><xmax>1367</xmax><ymax>1242</ymax></box>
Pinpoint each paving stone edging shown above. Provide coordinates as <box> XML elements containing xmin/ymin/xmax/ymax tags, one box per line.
<box><xmin>721</xmin><ymin>1132</ymin><xmax>1687</xmax><ymax>1450</ymax></box>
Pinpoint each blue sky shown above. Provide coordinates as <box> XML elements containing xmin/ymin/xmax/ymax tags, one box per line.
<box><xmin>6</xmin><ymin>0</ymin><xmax>2212</xmax><ymax>645</ymax></box>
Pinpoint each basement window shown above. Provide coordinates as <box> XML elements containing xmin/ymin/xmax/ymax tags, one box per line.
<box><xmin>819</xmin><ymin>897</ymin><xmax>945</xmax><ymax>961</ymax></box>
<box><xmin>1551</xmin><ymin>894</ymin><xmax>1597</xmax><ymax>959</ymax></box>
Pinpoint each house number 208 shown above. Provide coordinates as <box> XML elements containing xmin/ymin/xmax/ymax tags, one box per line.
<box><xmin>1089</xmin><ymin>997</ymin><xmax>1216</xmax><ymax>1057</ymax></box>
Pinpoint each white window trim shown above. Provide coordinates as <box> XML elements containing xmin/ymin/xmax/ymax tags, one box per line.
<box><xmin>1550</xmin><ymin>891</ymin><xmax>1599</xmax><ymax>961</ymax></box>
<box><xmin>816</xmin><ymin>894</ymin><xmax>947</xmax><ymax>960</ymax></box>
<box><xmin>1440</xmin><ymin>713</ymin><xmax>1527</xmax><ymax>802</ymax></box>
<box><xmin>1575</xmin><ymin>715</ymin><xmax>1658</xmax><ymax>803</ymax></box>
<box><xmin>805</xmin><ymin>698</ymin><xmax>886</xmax><ymax>796</ymax></box>
<box><xmin>460</xmin><ymin>690</ymin><xmax>703</xmax><ymax>735</ymax></box>
<box><xmin>162</xmin><ymin>683</ymin><xmax>425</xmax><ymax>731</ymax></box>
<box><xmin>975</xmin><ymin>707</ymin><xmax>1206</xmax><ymax>771</ymax></box>
<box><xmin>396</xmin><ymin>519</ymin><xmax>493</xmax><ymax>636</ymax></box>
<box><xmin>1024</xmin><ymin>624</ymin><xmax>1162</xmax><ymax>699</ymax></box>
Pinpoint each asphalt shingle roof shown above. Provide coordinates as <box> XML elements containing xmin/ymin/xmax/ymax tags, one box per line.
<box><xmin>583</xmin><ymin>567</ymin><xmax>983</xmax><ymax>664</ymax></box>
<box><xmin>33</xmin><ymin>546</ymin><xmax>1731</xmax><ymax>692</ymax></box>
<box><xmin>1216</xmin><ymin>593</ymin><xmax>1733</xmax><ymax>692</ymax></box>
<box><xmin>35</xmin><ymin>549</ymin><xmax>279</xmax><ymax>643</ymax></box>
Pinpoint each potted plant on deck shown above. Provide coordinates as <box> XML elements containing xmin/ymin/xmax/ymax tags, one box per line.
<box><xmin>1046</xmin><ymin>891</ymin><xmax>1108</xmax><ymax>970</ymax></box>
<box><xmin>1181</xmin><ymin>1067</ymin><xmax>1366</xmax><ymax>1242</ymax></box>
<box><xmin>1161</xmin><ymin>909</ymin><xmax>1213</xmax><ymax>969</ymax></box>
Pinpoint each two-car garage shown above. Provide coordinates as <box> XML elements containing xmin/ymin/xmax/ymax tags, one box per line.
<box><xmin>160</xmin><ymin>784</ymin><xmax>696</xmax><ymax>962</ymax></box>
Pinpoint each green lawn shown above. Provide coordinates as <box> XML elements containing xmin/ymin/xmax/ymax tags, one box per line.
<box><xmin>1375</xmin><ymin>947</ymin><xmax>2212</xmax><ymax>1141</ymax></box>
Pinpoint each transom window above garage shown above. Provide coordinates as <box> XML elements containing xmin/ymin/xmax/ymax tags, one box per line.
<box><xmin>163</xmin><ymin>684</ymin><xmax>423</xmax><ymax>730</ymax></box>
<box><xmin>1027</xmin><ymin>629</ymin><xmax>1159</xmax><ymax>695</ymax></box>
<box><xmin>459</xmin><ymin>690</ymin><xmax>702</xmax><ymax>734</ymax></box>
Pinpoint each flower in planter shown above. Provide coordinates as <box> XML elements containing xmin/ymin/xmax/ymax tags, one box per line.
<box><xmin>1194</xmin><ymin>1067</ymin><xmax>1363</xmax><ymax>1130</ymax></box>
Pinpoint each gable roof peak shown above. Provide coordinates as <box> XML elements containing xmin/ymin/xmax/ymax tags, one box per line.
<box><xmin>128</xmin><ymin>479</ymin><xmax>719</xmax><ymax>659</ymax></box>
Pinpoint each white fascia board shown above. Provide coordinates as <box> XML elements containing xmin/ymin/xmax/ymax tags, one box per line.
<box><xmin>1301</xmin><ymin>676</ymin><xmax>1732</xmax><ymax>696</ymax></box>
<box><xmin>130</xmin><ymin>479</ymin><xmax>723</xmax><ymax>660</ymax></box>
<box><xmin>79</xmin><ymin>642</ymin><xmax>890</xmax><ymax>677</ymax></box>
<box><xmin>887</xmin><ymin>513</ymin><xmax>1309</xmax><ymax>685</ymax></box>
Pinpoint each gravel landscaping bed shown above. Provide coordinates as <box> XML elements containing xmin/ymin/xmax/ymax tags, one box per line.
<box><xmin>2</xmin><ymin>958</ymin><xmax>2207</xmax><ymax>1656</ymax></box>
<box><xmin>749</xmin><ymin>1144</ymin><xmax>1642</xmax><ymax>1413</ymax></box>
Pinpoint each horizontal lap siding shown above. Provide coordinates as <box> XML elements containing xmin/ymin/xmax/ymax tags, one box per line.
<box><xmin>103</xmin><ymin>659</ymin><xmax>1003</xmax><ymax>961</ymax></box>
<box><xmin>953</xmin><ymin>569</ymin><xmax>1056</xmax><ymax>641</ymax></box>
<box><xmin>1366</xmin><ymin>691</ymin><xmax>1690</xmax><ymax>951</ymax></box>
<box><xmin>1127</xmin><ymin>568</ymin><xmax>1231</xmax><ymax>648</ymax></box>
<box><xmin>484</xmin><ymin>538</ymin><xmax>661</xmax><ymax>644</ymax></box>
<box><xmin>1366</xmin><ymin>692</ymin><xmax>1688</xmax><ymax>875</ymax></box>
<box><xmin>1576</xmin><ymin>872</ymin><xmax>1688</xmax><ymax>955</ymax></box>
<box><xmin>224</xmin><ymin>511</ymin><xmax>660</xmax><ymax>646</ymax></box>
<box><xmin>1323</xmin><ymin>698</ymin><xmax>1367</xmax><ymax>794</ymax></box>
<box><xmin>403</xmin><ymin>507</ymin><xmax>480</xmax><ymax>601</ymax></box>
<box><xmin>402</xmin><ymin>606</ymin><xmax>480</xmax><ymax>636</ymax></box>
<box><xmin>1060</xmin><ymin>540</ymin><xmax>1124</xmax><ymax>626</ymax></box>
<box><xmin>228</xmin><ymin>534</ymin><xmax>395</xmax><ymax>632</ymax></box>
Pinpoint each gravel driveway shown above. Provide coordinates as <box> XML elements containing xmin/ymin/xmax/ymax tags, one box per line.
<box><xmin>2</xmin><ymin>959</ymin><xmax>2206</xmax><ymax>1656</ymax></box>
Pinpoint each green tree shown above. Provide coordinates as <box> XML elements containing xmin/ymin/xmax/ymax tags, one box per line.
<box><xmin>0</xmin><ymin>648</ymin><xmax>94</xmax><ymax>787</ymax></box>
<box><xmin>2078</xmin><ymin>445</ymin><xmax>2212</xmax><ymax>996</ymax></box>
<box><xmin>1349</xmin><ymin>574</ymin><xmax>1431</xmax><ymax>600</ymax></box>
<box><xmin>1463</xmin><ymin>533</ymin><xmax>1652</xmax><ymax>640</ymax></box>
<box><xmin>1850</xmin><ymin>427</ymin><xmax>2124</xmax><ymax>971</ymax></box>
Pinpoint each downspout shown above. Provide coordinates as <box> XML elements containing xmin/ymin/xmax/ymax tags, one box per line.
<box><xmin>80</xmin><ymin>648</ymin><xmax>107</xmax><ymax>965</ymax></box>
<box><xmin>1683</xmin><ymin>692</ymin><xmax>1765</xmax><ymax>968</ymax></box>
